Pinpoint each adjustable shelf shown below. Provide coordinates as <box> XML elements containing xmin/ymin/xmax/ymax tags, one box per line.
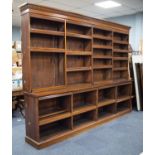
<box><xmin>67</xmin><ymin>32</ymin><xmax>92</xmax><ymax>39</ymax></box>
<box><xmin>113</xmin><ymin>67</ymin><xmax>128</xmax><ymax>71</ymax></box>
<box><xmin>30</xmin><ymin>47</ymin><xmax>65</xmax><ymax>53</ymax></box>
<box><xmin>93</xmin><ymin>45</ymin><xmax>112</xmax><ymax>49</ymax></box>
<box><xmin>30</xmin><ymin>28</ymin><xmax>65</xmax><ymax>36</ymax></box>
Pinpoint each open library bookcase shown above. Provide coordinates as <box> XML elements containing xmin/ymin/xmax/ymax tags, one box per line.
<box><xmin>21</xmin><ymin>4</ymin><xmax>132</xmax><ymax>149</ymax></box>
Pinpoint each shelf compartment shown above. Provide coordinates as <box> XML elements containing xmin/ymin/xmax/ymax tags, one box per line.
<box><xmin>117</xmin><ymin>100</ymin><xmax>130</xmax><ymax>112</ymax></box>
<box><xmin>67</xmin><ymin>32</ymin><xmax>92</xmax><ymax>39</ymax></box>
<box><xmin>98</xmin><ymin>104</ymin><xmax>115</xmax><ymax>119</ymax></box>
<box><xmin>93</xmin><ymin>49</ymin><xmax>112</xmax><ymax>57</ymax></box>
<box><xmin>31</xmin><ymin>52</ymin><xmax>65</xmax><ymax>89</ymax></box>
<box><xmin>39</xmin><ymin>94</ymin><xmax>71</xmax><ymax>119</ymax></box>
<box><xmin>94</xmin><ymin>68</ymin><xmax>112</xmax><ymax>82</ymax></box>
<box><xmin>31</xmin><ymin>33</ymin><xmax>64</xmax><ymax>49</ymax></box>
<box><xmin>73</xmin><ymin>110</ymin><xmax>96</xmax><ymax>128</ymax></box>
<box><xmin>67</xmin><ymin>71</ymin><xmax>92</xmax><ymax>85</ymax></box>
<box><xmin>30</xmin><ymin>28</ymin><xmax>65</xmax><ymax>36</ymax></box>
<box><xmin>94</xmin><ymin>58</ymin><xmax>112</xmax><ymax>69</ymax></box>
<box><xmin>39</xmin><ymin>117</ymin><xmax>71</xmax><ymax>140</ymax></box>
<box><xmin>98</xmin><ymin>87</ymin><xmax>116</xmax><ymax>107</ymax></box>
<box><xmin>67</xmin><ymin>55</ymin><xmax>91</xmax><ymax>69</ymax></box>
<box><xmin>67</xmin><ymin>22</ymin><xmax>92</xmax><ymax>36</ymax></box>
<box><xmin>30</xmin><ymin>17</ymin><xmax>64</xmax><ymax>32</ymax></box>
<box><xmin>93</xmin><ymin>27</ymin><xmax>112</xmax><ymax>38</ymax></box>
<box><xmin>114</xmin><ymin>60</ymin><xmax>128</xmax><ymax>68</ymax></box>
<box><xmin>113</xmin><ymin>71</ymin><xmax>129</xmax><ymax>81</ymax></box>
<box><xmin>113</xmin><ymin>32</ymin><xmax>128</xmax><ymax>42</ymax></box>
<box><xmin>93</xmin><ymin>38</ymin><xmax>112</xmax><ymax>46</ymax></box>
<box><xmin>113</xmin><ymin>44</ymin><xmax>128</xmax><ymax>51</ymax></box>
<box><xmin>117</xmin><ymin>84</ymin><xmax>131</xmax><ymax>100</ymax></box>
<box><xmin>67</xmin><ymin>37</ymin><xmax>91</xmax><ymax>51</ymax></box>
<box><xmin>73</xmin><ymin>90</ymin><xmax>97</xmax><ymax>112</ymax></box>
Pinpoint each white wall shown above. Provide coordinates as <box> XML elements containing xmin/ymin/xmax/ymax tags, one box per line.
<box><xmin>106</xmin><ymin>12</ymin><xmax>143</xmax><ymax>51</ymax></box>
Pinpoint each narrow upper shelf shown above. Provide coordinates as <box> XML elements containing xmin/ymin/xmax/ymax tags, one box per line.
<box><xmin>93</xmin><ymin>65</ymin><xmax>113</xmax><ymax>69</ymax></box>
<box><xmin>113</xmin><ymin>40</ymin><xmax>128</xmax><ymax>44</ymax></box>
<box><xmin>113</xmin><ymin>57</ymin><xmax>128</xmax><ymax>61</ymax></box>
<box><xmin>66</xmin><ymin>51</ymin><xmax>92</xmax><ymax>56</ymax></box>
<box><xmin>67</xmin><ymin>32</ymin><xmax>92</xmax><ymax>39</ymax></box>
<box><xmin>113</xmin><ymin>67</ymin><xmax>128</xmax><ymax>71</ymax></box>
<box><xmin>93</xmin><ymin>34</ymin><xmax>112</xmax><ymax>40</ymax></box>
<box><xmin>93</xmin><ymin>45</ymin><xmax>112</xmax><ymax>49</ymax></box>
<box><xmin>113</xmin><ymin>49</ymin><xmax>129</xmax><ymax>53</ymax></box>
<box><xmin>93</xmin><ymin>55</ymin><xmax>112</xmax><ymax>59</ymax></box>
<box><xmin>30</xmin><ymin>28</ymin><xmax>65</xmax><ymax>36</ymax></box>
<box><xmin>30</xmin><ymin>47</ymin><xmax>65</xmax><ymax>53</ymax></box>
<box><xmin>66</xmin><ymin>67</ymin><xmax>92</xmax><ymax>72</ymax></box>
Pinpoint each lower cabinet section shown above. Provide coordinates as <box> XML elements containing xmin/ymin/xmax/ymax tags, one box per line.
<box><xmin>25</xmin><ymin>82</ymin><xmax>132</xmax><ymax>149</ymax></box>
<box><xmin>40</xmin><ymin>118</ymin><xmax>72</xmax><ymax>141</ymax></box>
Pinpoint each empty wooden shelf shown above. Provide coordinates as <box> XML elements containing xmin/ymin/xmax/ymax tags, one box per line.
<box><xmin>21</xmin><ymin>3</ymin><xmax>132</xmax><ymax>149</ymax></box>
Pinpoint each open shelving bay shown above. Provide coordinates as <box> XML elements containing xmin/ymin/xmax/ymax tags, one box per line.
<box><xmin>21</xmin><ymin>3</ymin><xmax>132</xmax><ymax>149</ymax></box>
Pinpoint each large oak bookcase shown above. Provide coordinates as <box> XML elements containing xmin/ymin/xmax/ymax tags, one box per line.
<box><xmin>20</xmin><ymin>3</ymin><xmax>132</xmax><ymax>149</ymax></box>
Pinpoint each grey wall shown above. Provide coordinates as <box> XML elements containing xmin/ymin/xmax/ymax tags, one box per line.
<box><xmin>12</xmin><ymin>26</ymin><xmax>21</xmax><ymax>41</ymax></box>
<box><xmin>106</xmin><ymin>12</ymin><xmax>143</xmax><ymax>51</ymax></box>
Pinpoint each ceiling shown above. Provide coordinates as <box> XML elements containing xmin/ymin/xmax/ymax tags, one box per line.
<box><xmin>12</xmin><ymin>0</ymin><xmax>143</xmax><ymax>27</ymax></box>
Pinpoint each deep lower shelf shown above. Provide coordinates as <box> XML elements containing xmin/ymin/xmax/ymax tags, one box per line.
<box><xmin>39</xmin><ymin>112</ymin><xmax>71</xmax><ymax>126</ymax></box>
<box><xmin>26</xmin><ymin>108</ymin><xmax>131</xmax><ymax>149</ymax></box>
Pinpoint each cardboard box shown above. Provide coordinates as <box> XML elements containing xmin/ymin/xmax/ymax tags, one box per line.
<box><xmin>12</xmin><ymin>67</ymin><xmax>22</xmax><ymax>80</ymax></box>
<box><xmin>15</xmin><ymin>41</ymin><xmax>21</xmax><ymax>51</ymax></box>
<box><xmin>12</xmin><ymin>49</ymin><xmax>18</xmax><ymax>66</ymax></box>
